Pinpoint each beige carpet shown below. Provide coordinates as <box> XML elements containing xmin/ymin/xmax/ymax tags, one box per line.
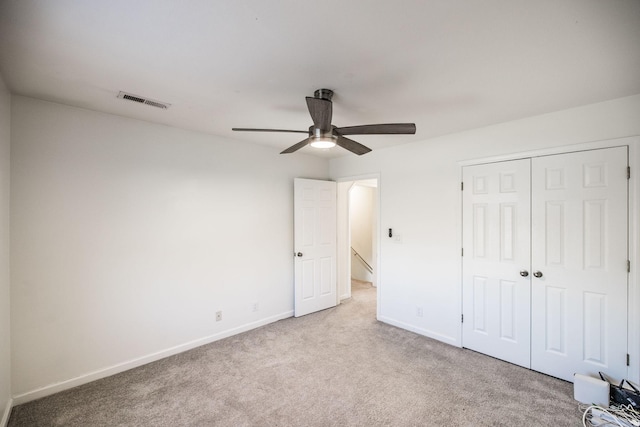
<box><xmin>8</xmin><ymin>281</ymin><xmax>578</xmax><ymax>426</ymax></box>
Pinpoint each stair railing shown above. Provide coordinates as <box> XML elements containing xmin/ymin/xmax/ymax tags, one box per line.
<box><xmin>351</xmin><ymin>247</ymin><xmax>373</xmax><ymax>273</ymax></box>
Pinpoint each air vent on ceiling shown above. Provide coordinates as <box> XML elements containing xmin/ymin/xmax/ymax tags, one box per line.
<box><xmin>117</xmin><ymin>91</ymin><xmax>170</xmax><ymax>109</ymax></box>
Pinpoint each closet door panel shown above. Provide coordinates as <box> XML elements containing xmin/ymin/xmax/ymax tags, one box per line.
<box><xmin>462</xmin><ymin>159</ymin><xmax>531</xmax><ymax>368</ymax></box>
<box><xmin>530</xmin><ymin>147</ymin><xmax>628</xmax><ymax>382</ymax></box>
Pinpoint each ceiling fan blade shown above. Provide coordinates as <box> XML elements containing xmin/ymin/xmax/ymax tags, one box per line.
<box><xmin>336</xmin><ymin>135</ymin><xmax>372</xmax><ymax>156</ymax></box>
<box><xmin>232</xmin><ymin>128</ymin><xmax>308</xmax><ymax>134</ymax></box>
<box><xmin>280</xmin><ymin>138</ymin><xmax>310</xmax><ymax>154</ymax></box>
<box><xmin>335</xmin><ymin>123</ymin><xmax>416</xmax><ymax>136</ymax></box>
<box><xmin>305</xmin><ymin>97</ymin><xmax>332</xmax><ymax>131</ymax></box>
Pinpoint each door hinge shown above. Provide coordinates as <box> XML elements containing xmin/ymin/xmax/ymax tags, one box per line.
<box><xmin>461</xmin><ymin>314</ymin><xmax>464</xmax><ymax>323</ymax></box>
<box><xmin>628</xmin><ymin>166</ymin><xmax>631</xmax><ymax>180</ymax></box>
<box><xmin>461</xmin><ymin>248</ymin><xmax>464</xmax><ymax>257</ymax></box>
<box><xmin>629</xmin><ymin>260</ymin><xmax>631</xmax><ymax>273</ymax></box>
<box><xmin>627</xmin><ymin>354</ymin><xmax>630</xmax><ymax>366</ymax></box>
<box><xmin>461</xmin><ymin>182</ymin><xmax>464</xmax><ymax>191</ymax></box>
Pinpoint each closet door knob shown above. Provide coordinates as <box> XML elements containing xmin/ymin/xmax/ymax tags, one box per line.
<box><xmin>519</xmin><ymin>270</ymin><xmax>529</xmax><ymax>277</ymax></box>
<box><xmin>533</xmin><ymin>271</ymin><xmax>543</xmax><ymax>278</ymax></box>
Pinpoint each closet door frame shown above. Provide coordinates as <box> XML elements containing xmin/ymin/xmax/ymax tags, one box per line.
<box><xmin>459</xmin><ymin>136</ymin><xmax>640</xmax><ymax>383</ymax></box>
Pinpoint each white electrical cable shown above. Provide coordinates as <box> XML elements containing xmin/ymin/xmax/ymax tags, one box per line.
<box><xmin>582</xmin><ymin>405</ymin><xmax>625</xmax><ymax>427</ymax></box>
<box><xmin>581</xmin><ymin>404</ymin><xmax>640</xmax><ymax>427</ymax></box>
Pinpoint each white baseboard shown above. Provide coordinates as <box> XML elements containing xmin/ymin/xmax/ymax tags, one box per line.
<box><xmin>12</xmin><ymin>310</ymin><xmax>293</xmax><ymax>405</ymax></box>
<box><xmin>377</xmin><ymin>315</ymin><xmax>460</xmax><ymax>347</ymax></box>
<box><xmin>1</xmin><ymin>398</ymin><xmax>12</xmax><ymax>427</ymax></box>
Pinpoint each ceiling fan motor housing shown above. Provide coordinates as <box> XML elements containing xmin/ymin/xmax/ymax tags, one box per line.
<box><xmin>309</xmin><ymin>125</ymin><xmax>336</xmax><ymax>139</ymax></box>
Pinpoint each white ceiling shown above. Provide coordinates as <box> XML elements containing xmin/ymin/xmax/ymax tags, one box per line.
<box><xmin>1</xmin><ymin>0</ymin><xmax>639</xmax><ymax>158</ymax></box>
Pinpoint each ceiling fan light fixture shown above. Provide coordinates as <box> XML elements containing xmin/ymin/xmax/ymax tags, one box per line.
<box><xmin>310</xmin><ymin>135</ymin><xmax>337</xmax><ymax>149</ymax></box>
<box><xmin>309</xmin><ymin>127</ymin><xmax>337</xmax><ymax>149</ymax></box>
<box><xmin>233</xmin><ymin>89</ymin><xmax>415</xmax><ymax>155</ymax></box>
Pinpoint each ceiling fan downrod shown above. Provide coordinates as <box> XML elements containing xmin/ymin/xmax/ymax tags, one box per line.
<box><xmin>314</xmin><ymin>88</ymin><xmax>333</xmax><ymax>101</ymax></box>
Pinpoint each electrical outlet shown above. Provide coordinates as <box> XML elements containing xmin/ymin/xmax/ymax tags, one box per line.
<box><xmin>252</xmin><ymin>302</ymin><xmax>259</xmax><ymax>312</ymax></box>
<box><xmin>215</xmin><ymin>311</ymin><xmax>222</xmax><ymax>322</ymax></box>
<box><xmin>416</xmin><ymin>306</ymin><xmax>423</xmax><ymax>317</ymax></box>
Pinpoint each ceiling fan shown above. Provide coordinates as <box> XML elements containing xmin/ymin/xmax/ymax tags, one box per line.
<box><xmin>232</xmin><ymin>89</ymin><xmax>416</xmax><ymax>155</ymax></box>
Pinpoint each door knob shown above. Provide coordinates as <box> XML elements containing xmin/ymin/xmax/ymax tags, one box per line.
<box><xmin>519</xmin><ymin>270</ymin><xmax>529</xmax><ymax>277</ymax></box>
<box><xmin>533</xmin><ymin>271</ymin><xmax>543</xmax><ymax>278</ymax></box>
<box><xmin>296</xmin><ymin>252</ymin><xmax>303</xmax><ymax>257</ymax></box>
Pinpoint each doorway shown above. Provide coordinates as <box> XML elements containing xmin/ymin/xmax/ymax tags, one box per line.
<box><xmin>337</xmin><ymin>176</ymin><xmax>380</xmax><ymax>316</ymax></box>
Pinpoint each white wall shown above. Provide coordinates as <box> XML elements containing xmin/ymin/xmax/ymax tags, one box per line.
<box><xmin>330</xmin><ymin>94</ymin><xmax>640</xmax><ymax>346</ymax></box>
<box><xmin>350</xmin><ymin>185</ymin><xmax>373</xmax><ymax>282</ymax></box>
<box><xmin>0</xmin><ymin>75</ymin><xmax>12</xmax><ymax>424</ymax></box>
<box><xmin>10</xmin><ymin>96</ymin><xmax>329</xmax><ymax>401</ymax></box>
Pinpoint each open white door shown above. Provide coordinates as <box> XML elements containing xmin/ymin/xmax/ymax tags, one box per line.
<box><xmin>294</xmin><ymin>178</ymin><xmax>337</xmax><ymax>317</ymax></box>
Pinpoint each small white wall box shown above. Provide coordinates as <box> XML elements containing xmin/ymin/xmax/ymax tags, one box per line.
<box><xmin>574</xmin><ymin>373</ymin><xmax>610</xmax><ymax>407</ymax></box>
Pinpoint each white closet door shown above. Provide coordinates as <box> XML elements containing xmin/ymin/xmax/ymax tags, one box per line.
<box><xmin>530</xmin><ymin>147</ymin><xmax>628</xmax><ymax>381</ymax></box>
<box><xmin>462</xmin><ymin>159</ymin><xmax>532</xmax><ymax>368</ymax></box>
